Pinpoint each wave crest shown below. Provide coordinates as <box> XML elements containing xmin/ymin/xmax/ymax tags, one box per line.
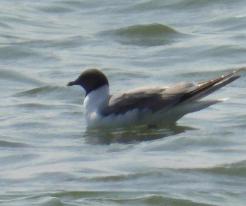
<box><xmin>101</xmin><ymin>23</ymin><xmax>185</xmax><ymax>46</ymax></box>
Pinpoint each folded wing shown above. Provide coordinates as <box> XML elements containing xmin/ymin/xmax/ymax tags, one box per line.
<box><xmin>101</xmin><ymin>70</ymin><xmax>240</xmax><ymax>116</ymax></box>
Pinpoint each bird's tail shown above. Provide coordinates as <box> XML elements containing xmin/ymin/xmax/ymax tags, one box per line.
<box><xmin>180</xmin><ymin>69</ymin><xmax>241</xmax><ymax>102</ymax></box>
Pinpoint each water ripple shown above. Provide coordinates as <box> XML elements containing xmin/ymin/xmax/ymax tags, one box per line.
<box><xmin>0</xmin><ymin>140</ymin><xmax>30</xmax><ymax>148</ymax></box>
<box><xmin>192</xmin><ymin>160</ymin><xmax>246</xmax><ymax>177</ymax></box>
<box><xmin>0</xmin><ymin>69</ymin><xmax>44</xmax><ymax>86</ymax></box>
<box><xmin>0</xmin><ymin>46</ymin><xmax>37</xmax><ymax>60</ymax></box>
<box><xmin>14</xmin><ymin>85</ymin><xmax>82</xmax><ymax>103</ymax></box>
<box><xmin>7</xmin><ymin>36</ymin><xmax>85</xmax><ymax>49</ymax></box>
<box><xmin>100</xmin><ymin>23</ymin><xmax>186</xmax><ymax>47</ymax></box>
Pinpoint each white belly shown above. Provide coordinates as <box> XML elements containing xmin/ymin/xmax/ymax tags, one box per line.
<box><xmin>86</xmin><ymin>109</ymin><xmax>141</xmax><ymax>128</ymax></box>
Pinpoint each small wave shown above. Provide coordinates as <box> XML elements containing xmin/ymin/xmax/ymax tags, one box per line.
<box><xmin>0</xmin><ymin>21</ymin><xmax>11</xmax><ymax>29</ymax></box>
<box><xmin>14</xmin><ymin>85</ymin><xmax>83</xmax><ymax>103</ymax></box>
<box><xmin>54</xmin><ymin>192</ymin><xmax>213</xmax><ymax>206</ymax></box>
<box><xmin>129</xmin><ymin>0</ymin><xmax>225</xmax><ymax>12</ymax></box>
<box><xmin>58</xmin><ymin>0</ymin><xmax>115</xmax><ymax>10</ymax></box>
<box><xmin>47</xmin><ymin>191</ymin><xmax>213</xmax><ymax>206</ymax></box>
<box><xmin>208</xmin><ymin>16</ymin><xmax>246</xmax><ymax>32</ymax></box>
<box><xmin>0</xmin><ymin>140</ymin><xmax>30</xmax><ymax>148</ymax></box>
<box><xmin>31</xmin><ymin>172</ymin><xmax>76</xmax><ymax>183</ymax></box>
<box><xmin>0</xmin><ymin>69</ymin><xmax>44</xmax><ymax>86</ymax></box>
<box><xmin>200</xmin><ymin>45</ymin><xmax>246</xmax><ymax>58</ymax></box>
<box><xmin>9</xmin><ymin>36</ymin><xmax>85</xmax><ymax>49</ymax></box>
<box><xmin>193</xmin><ymin>160</ymin><xmax>246</xmax><ymax>177</ymax></box>
<box><xmin>1</xmin><ymin>153</ymin><xmax>38</xmax><ymax>165</ymax></box>
<box><xmin>167</xmin><ymin>0</ymin><xmax>227</xmax><ymax>10</ymax></box>
<box><xmin>13</xmin><ymin>103</ymin><xmax>66</xmax><ymax>110</ymax></box>
<box><xmin>0</xmin><ymin>46</ymin><xmax>38</xmax><ymax>60</ymax></box>
<box><xmin>59</xmin><ymin>0</ymin><xmax>98</xmax><ymax>8</ymax></box>
<box><xmin>15</xmin><ymin>103</ymin><xmax>54</xmax><ymax>109</ymax></box>
<box><xmin>11</xmin><ymin>121</ymin><xmax>53</xmax><ymax>129</ymax></box>
<box><xmin>38</xmin><ymin>197</ymin><xmax>64</xmax><ymax>206</ymax></box>
<box><xmin>38</xmin><ymin>5</ymin><xmax>74</xmax><ymax>14</ymax></box>
<box><xmin>100</xmin><ymin>23</ymin><xmax>185</xmax><ymax>47</ymax></box>
<box><xmin>195</xmin><ymin>46</ymin><xmax>246</xmax><ymax>65</ymax></box>
<box><xmin>87</xmin><ymin>172</ymin><xmax>150</xmax><ymax>182</ymax></box>
<box><xmin>107</xmin><ymin>194</ymin><xmax>214</xmax><ymax>206</ymax></box>
<box><xmin>15</xmin><ymin>86</ymin><xmax>64</xmax><ymax>97</ymax></box>
<box><xmin>126</xmin><ymin>1</ymin><xmax>172</xmax><ymax>12</ymax></box>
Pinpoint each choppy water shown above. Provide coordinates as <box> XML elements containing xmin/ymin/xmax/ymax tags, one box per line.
<box><xmin>1</xmin><ymin>0</ymin><xmax>246</xmax><ymax>205</ymax></box>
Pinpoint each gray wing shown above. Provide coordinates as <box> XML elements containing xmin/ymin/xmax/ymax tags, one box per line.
<box><xmin>101</xmin><ymin>70</ymin><xmax>240</xmax><ymax>116</ymax></box>
<box><xmin>101</xmin><ymin>83</ymin><xmax>194</xmax><ymax>116</ymax></box>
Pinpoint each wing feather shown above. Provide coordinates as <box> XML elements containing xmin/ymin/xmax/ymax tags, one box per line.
<box><xmin>101</xmin><ymin>84</ymin><xmax>194</xmax><ymax>115</ymax></box>
<box><xmin>101</xmin><ymin>70</ymin><xmax>240</xmax><ymax>116</ymax></box>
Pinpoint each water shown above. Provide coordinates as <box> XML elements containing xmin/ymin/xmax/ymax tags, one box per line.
<box><xmin>0</xmin><ymin>0</ymin><xmax>246</xmax><ymax>205</ymax></box>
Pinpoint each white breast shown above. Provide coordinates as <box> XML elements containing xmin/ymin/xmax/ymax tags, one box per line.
<box><xmin>83</xmin><ymin>85</ymin><xmax>110</xmax><ymax>127</ymax></box>
<box><xmin>83</xmin><ymin>85</ymin><xmax>143</xmax><ymax>128</ymax></box>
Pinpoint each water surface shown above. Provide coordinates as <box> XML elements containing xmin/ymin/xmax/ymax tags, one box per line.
<box><xmin>0</xmin><ymin>0</ymin><xmax>246</xmax><ymax>205</ymax></box>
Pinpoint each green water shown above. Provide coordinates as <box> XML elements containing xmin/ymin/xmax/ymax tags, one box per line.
<box><xmin>0</xmin><ymin>0</ymin><xmax>246</xmax><ymax>205</ymax></box>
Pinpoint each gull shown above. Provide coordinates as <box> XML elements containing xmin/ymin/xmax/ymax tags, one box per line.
<box><xmin>67</xmin><ymin>69</ymin><xmax>240</xmax><ymax>128</ymax></box>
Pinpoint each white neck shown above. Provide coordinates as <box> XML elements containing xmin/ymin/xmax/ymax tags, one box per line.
<box><xmin>83</xmin><ymin>85</ymin><xmax>110</xmax><ymax>121</ymax></box>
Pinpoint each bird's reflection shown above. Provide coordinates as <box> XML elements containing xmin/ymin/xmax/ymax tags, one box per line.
<box><xmin>84</xmin><ymin>124</ymin><xmax>195</xmax><ymax>144</ymax></box>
